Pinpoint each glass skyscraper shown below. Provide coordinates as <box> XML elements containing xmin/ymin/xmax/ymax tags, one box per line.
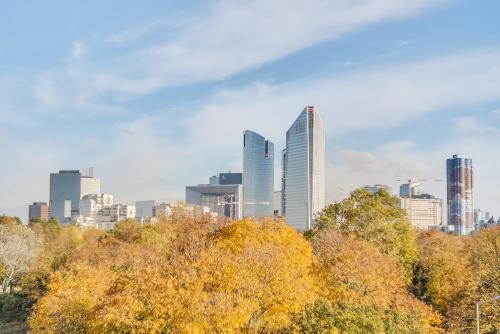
<box><xmin>446</xmin><ymin>154</ymin><xmax>474</xmax><ymax>235</ymax></box>
<box><xmin>242</xmin><ymin>130</ymin><xmax>274</xmax><ymax>217</ymax></box>
<box><xmin>282</xmin><ymin>106</ymin><xmax>325</xmax><ymax>230</ymax></box>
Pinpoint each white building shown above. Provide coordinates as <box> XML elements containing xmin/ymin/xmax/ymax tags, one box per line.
<box><xmin>399</xmin><ymin>195</ymin><xmax>443</xmax><ymax>230</ymax></box>
<box><xmin>76</xmin><ymin>193</ymin><xmax>135</xmax><ymax>230</ymax></box>
<box><xmin>282</xmin><ymin>106</ymin><xmax>325</xmax><ymax>231</ymax></box>
<box><xmin>154</xmin><ymin>202</ymin><xmax>217</xmax><ymax>220</ymax></box>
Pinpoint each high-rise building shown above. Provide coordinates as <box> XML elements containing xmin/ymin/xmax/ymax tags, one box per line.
<box><xmin>242</xmin><ymin>130</ymin><xmax>274</xmax><ymax>217</ymax></box>
<box><xmin>49</xmin><ymin>169</ymin><xmax>101</xmax><ymax>224</ymax></box>
<box><xmin>363</xmin><ymin>184</ymin><xmax>392</xmax><ymax>195</ymax></box>
<box><xmin>399</xmin><ymin>194</ymin><xmax>443</xmax><ymax>230</ymax></box>
<box><xmin>446</xmin><ymin>155</ymin><xmax>474</xmax><ymax>235</ymax></box>
<box><xmin>28</xmin><ymin>202</ymin><xmax>49</xmax><ymax>221</ymax></box>
<box><xmin>282</xmin><ymin>106</ymin><xmax>325</xmax><ymax>231</ymax></box>
<box><xmin>186</xmin><ymin>173</ymin><xmax>243</xmax><ymax>220</ymax></box>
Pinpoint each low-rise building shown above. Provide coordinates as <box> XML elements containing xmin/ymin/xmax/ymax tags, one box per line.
<box><xmin>399</xmin><ymin>194</ymin><xmax>443</xmax><ymax>230</ymax></box>
<box><xmin>29</xmin><ymin>202</ymin><xmax>49</xmax><ymax>221</ymax></box>
<box><xmin>75</xmin><ymin>193</ymin><xmax>135</xmax><ymax>230</ymax></box>
<box><xmin>154</xmin><ymin>202</ymin><xmax>217</xmax><ymax>220</ymax></box>
<box><xmin>186</xmin><ymin>173</ymin><xmax>243</xmax><ymax>220</ymax></box>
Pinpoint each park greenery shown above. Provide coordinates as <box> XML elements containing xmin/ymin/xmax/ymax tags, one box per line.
<box><xmin>0</xmin><ymin>190</ymin><xmax>499</xmax><ymax>333</ymax></box>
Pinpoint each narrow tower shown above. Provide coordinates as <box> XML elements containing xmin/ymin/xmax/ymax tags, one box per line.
<box><xmin>283</xmin><ymin>106</ymin><xmax>325</xmax><ymax>230</ymax></box>
<box><xmin>242</xmin><ymin>130</ymin><xmax>274</xmax><ymax>217</ymax></box>
<box><xmin>446</xmin><ymin>155</ymin><xmax>474</xmax><ymax>235</ymax></box>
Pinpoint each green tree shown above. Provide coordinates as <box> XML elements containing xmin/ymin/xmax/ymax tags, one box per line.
<box><xmin>315</xmin><ymin>189</ymin><xmax>417</xmax><ymax>274</ymax></box>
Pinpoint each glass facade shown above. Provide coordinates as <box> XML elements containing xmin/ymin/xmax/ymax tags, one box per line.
<box><xmin>242</xmin><ymin>130</ymin><xmax>274</xmax><ymax>217</ymax></box>
<box><xmin>447</xmin><ymin>155</ymin><xmax>474</xmax><ymax>235</ymax></box>
<box><xmin>283</xmin><ymin>106</ymin><xmax>325</xmax><ymax>230</ymax></box>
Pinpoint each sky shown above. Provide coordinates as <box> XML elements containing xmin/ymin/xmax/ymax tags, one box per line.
<box><xmin>1</xmin><ymin>0</ymin><xmax>500</xmax><ymax>222</ymax></box>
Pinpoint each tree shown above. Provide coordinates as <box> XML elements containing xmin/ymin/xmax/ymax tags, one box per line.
<box><xmin>411</xmin><ymin>231</ymin><xmax>473</xmax><ymax>316</ymax></box>
<box><xmin>315</xmin><ymin>189</ymin><xmax>417</xmax><ymax>275</ymax></box>
<box><xmin>445</xmin><ymin>227</ymin><xmax>500</xmax><ymax>333</ymax></box>
<box><xmin>29</xmin><ymin>218</ymin><xmax>316</xmax><ymax>333</ymax></box>
<box><xmin>0</xmin><ymin>215</ymin><xmax>22</xmax><ymax>226</ymax></box>
<box><xmin>0</xmin><ymin>224</ymin><xmax>40</xmax><ymax>293</ymax></box>
<box><xmin>288</xmin><ymin>231</ymin><xmax>441</xmax><ymax>334</ymax></box>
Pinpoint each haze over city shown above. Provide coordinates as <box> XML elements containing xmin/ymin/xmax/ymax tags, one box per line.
<box><xmin>1</xmin><ymin>0</ymin><xmax>500</xmax><ymax>221</ymax></box>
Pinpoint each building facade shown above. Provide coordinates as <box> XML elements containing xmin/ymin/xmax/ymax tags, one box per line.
<box><xmin>76</xmin><ymin>193</ymin><xmax>135</xmax><ymax>230</ymax></box>
<box><xmin>446</xmin><ymin>155</ymin><xmax>474</xmax><ymax>235</ymax></box>
<box><xmin>399</xmin><ymin>181</ymin><xmax>422</xmax><ymax>198</ymax></box>
<box><xmin>242</xmin><ymin>130</ymin><xmax>274</xmax><ymax>217</ymax></box>
<box><xmin>28</xmin><ymin>202</ymin><xmax>49</xmax><ymax>221</ymax></box>
<box><xmin>399</xmin><ymin>195</ymin><xmax>443</xmax><ymax>230</ymax></box>
<box><xmin>282</xmin><ymin>106</ymin><xmax>325</xmax><ymax>231</ymax></box>
<box><xmin>186</xmin><ymin>173</ymin><xmax>243</xmax><ymax>220</ymax></box>
<box><xmin>49</xmin><ymin>169</ymin><xmax>101</xmax><ymax>224</ymax></box>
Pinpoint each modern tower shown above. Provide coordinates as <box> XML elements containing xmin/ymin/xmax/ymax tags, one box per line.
<box><xmin>282</xmin><ymin>106</ymin><xmax>325</xmax><ymax>230</ymax></box>
<box><xmin>49</xmin><ymin>169</ymin><xmax>101</xmax><ymax>224</ymax></box>
<box><xmin>446</xmin><ymin>155</ymin><xmax>474</xmax><ymax>235</ymax></box>
<box><xmin>242</xmin><ymin>130</ymin><xmax>274</xmax><ymax>217</ymax></box>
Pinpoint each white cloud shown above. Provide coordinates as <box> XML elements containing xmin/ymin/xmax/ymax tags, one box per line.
<box><xmin>453</xmin><ymin>116</ymin><xmax>496</xmax><ymax>136</ymax></box>
<box><xmin>35</xmin><ymin>0</ymin><xmax>447</xmax><ymax>109</ymax></box>
<box><xmin>71</xmin><ymin>41</ymin><xmax>84</xmax><ymax>58</ymax></box>
<box><xmin>185</xmin><ymin>49</ymin><xmax>500</xmax><ymax>151</ymax></box>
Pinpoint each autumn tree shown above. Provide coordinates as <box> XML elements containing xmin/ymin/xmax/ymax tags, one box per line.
<box><xmin>29</xmin><ymin>218</ymin><xmax>316</xmax><ymax>333</ymax></box>
<box><xmin>445</xmin><ymin>227</ymin><xmax>500</xmax><ymax>333</ymax></box>
<box><xmin>288</xmin><ymin>231</ymin><xmax>441</xmax><ymax>334</ymax></box>
<box><xmin>0</xmin><ymin>224</ymin><xmax>40</xmax><ymax>293</ymax></box>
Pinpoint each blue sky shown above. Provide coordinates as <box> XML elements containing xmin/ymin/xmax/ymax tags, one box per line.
<box><xmin>1</xmin><ymin>0</ymin><xmax>500</xmax><ymax>222</ymax></box>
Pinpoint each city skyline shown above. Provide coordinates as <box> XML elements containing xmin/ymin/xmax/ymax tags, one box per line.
<box><xmin>1</xmin><ymin>1</ymin><xmax>500</xmax><ymax>221</ymax></box>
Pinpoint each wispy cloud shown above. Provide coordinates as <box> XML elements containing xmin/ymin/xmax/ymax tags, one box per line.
<box><xmin>35</xmin><ymin>0</ymin><xmax>447</xmax><ymax>111</ymax></box>
<box><xmin>453</xmin><ymin>116</ymin><xmax>497</xmax><ymax>136</ymax></box>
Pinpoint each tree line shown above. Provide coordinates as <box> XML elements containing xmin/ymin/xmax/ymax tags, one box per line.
<box><xmin>0</xmin><ymin>189</ymin><xmax>498</xmax><ymax>333</ymax></box>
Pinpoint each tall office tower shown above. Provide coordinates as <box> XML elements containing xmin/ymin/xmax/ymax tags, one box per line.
<box><xmin>242</xmin><ymin>130</ymin><xmax>274</xmax><ymax>217</ymax></box>
<box><xmin>283</xmin><ymin>106</ymin><xmax>325</xmax><ymax>231</ymax></box>
<box><xmin>28</xmin><ymin>202</ymin><xmax>49</xmax><ymax>221</ymax></box>
<box><xmin>447</xmin><ymin>155</ymin><xmax>474</xmax><ymax>235</ymax></box>
<box><xmin>49</xmin><ymin>169</ymin><xmax>101</xmax><ymax>224</ymax></box>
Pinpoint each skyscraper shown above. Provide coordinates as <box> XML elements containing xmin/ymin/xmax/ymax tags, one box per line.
<box><xmin>446</xmin><ymin>155</ymin><xmax>474</xmax><ymax>235</ymax></box>
<box><xmin>282</xmin><ymin>106</ymin><xmax>325</xmax><ymax>230</ymax></box>
<box><xmin>49</xmin><ymin>169</ymin><xmax>101</xmax><ymax>224</ymax></box>
<box><xmin>242</xmin><ymin>130</ymin><xmax>274</xmax><ymax>217</ymax></box>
